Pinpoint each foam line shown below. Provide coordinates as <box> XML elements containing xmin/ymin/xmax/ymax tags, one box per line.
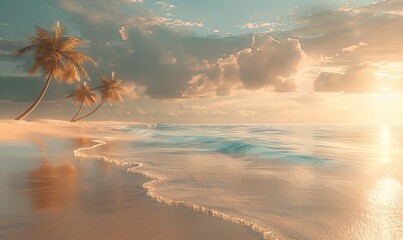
<box><xmin>74</xmin><ymin>137</ymin><xmax>282</xmax><ymax>240</ymax></box>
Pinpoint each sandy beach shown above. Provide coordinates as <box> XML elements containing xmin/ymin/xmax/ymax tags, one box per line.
<box><xmin>0</xmin><ymin>120</ymin><xmax>260</xmax><ymax>240</ymax></box>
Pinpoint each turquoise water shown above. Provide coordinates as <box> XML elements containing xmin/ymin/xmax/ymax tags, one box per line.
<box><xmin>87</xmin><ymin>124</ymin><xmax>403</xmax><ymax>239</ymax></box>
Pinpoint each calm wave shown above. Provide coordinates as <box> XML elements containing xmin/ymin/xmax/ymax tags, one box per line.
<box><xmin>82</xmin><ymin>124</ymin><xmax>403</xmax><ymax>239</ymax></box>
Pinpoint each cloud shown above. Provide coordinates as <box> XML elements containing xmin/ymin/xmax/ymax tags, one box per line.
<box><xmin>183</xmin><ymin>34</ymin><xmax>304</xmax><ymax>97</ymax></box>
<box><xmin>120</xmin><ymin>82</ymin><xmax>139</xmax><ymax>99</ymax></box>
<box><xmin>240</xmin><ymin>21</ymin><xmax>280</xmax><ymax>31</ymax></box>
<box><xmin>342</xmin><ymin>42</ymin><xmax>368</xmax><ymax>53</ymax></box>
<box><xmin>314</xmin><ymin>64</ymin><xmax>377</xmax><ymax>93</ymax></box>
<box><xmin>357</xmin><ymin>0</ymin><xmax>403</xmax><ymax>15</ymax></box>
<box><xmin>56</xmin><ymin>0</ymin><xmax>302</xmax><ymax>100</ymax></box>
<box><xmin>183</xmin><ymin>54</ymin><xmax>240</xmax><ymax>97</ymax></box>
<box><xmin>168</xmin><ymin>19</ymin><xmax>204</xmax><ymax>28</ymax></box>
<box><xmin>156</xmin><ymin>1</ymin><xmax>176</xmax><ymax>11</ymax></box>
<box><xmin>237</xmin><ymin>34</ymin><xmax>303</xmax><ymax>91</ymax></box>
<box><xmin>286</xmin><ymin>0</ymin><xmax>403</xmax><ymax>66</ymax></box>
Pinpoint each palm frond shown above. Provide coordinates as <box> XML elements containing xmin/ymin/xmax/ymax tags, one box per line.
<box><xmin>59</xmin><ymin>37</ymin><xmax>82</xmax><ymax>52</ymax></box>
<box><xmin>52</xmin><ymin>22</ymin><xmax>65</xmax><ymax>40</ymax></box>
<box><xmin>35</xmin><ymin>26</ymin><xmax>51</xmax><ymax>41</ymax></box>
<box><xmin>68</xmin><ymin>82</ymin><xmax>98</xmax><ymax>106</ymax></box>
<box><xmin>65</xmin><ymin>52</ymin><xmax>96</xmax><ymax>65</ymax></box>
<box><xmin>96</xmin><ymin>74</ymin><xmax>124</xmax><ymax>104</ymax></box>
<box><xmin>83</xmin><ymin>92</ymin><xmax>98</xmax><ymax>106</ymax></box>
<box><xmin>15</xmin><ymin>44</ymin><xmax>38</xmax><ymax>56</ymax></box>
<box><xmin>71</xmin><ymin>59</ymin><xmax>89</xmax><ymax>80</ymax></box>
<box><xmin>62</xmin><ymin>53</ymin><xmax>92</xmax><ymax>80</ymax></box>
<box><xmin>18</xmin><ymin>22</ymin><xmax>95</xmax><ymax>85</ymax></box>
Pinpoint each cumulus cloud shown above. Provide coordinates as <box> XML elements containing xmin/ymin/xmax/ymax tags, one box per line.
<box><xmin>280</xmin><ymin>0</ymin><xmax>403</xmax><ymax>94</ymax></box>
<box><xmin>183</xmin><ymin>54</ymin><xmax>240</xmax><ymax>97</ymax></box>
<box><xmin>183</xmin><ymin>34</ymin><xmax>304</xmax><ymax>97</ymax></box>
<box><xmin>286</xmin><ymin>0</ymin><xmax>403</xmax><ymax>66</ymax></box>
<box><xmin>314</xmin><ymin>64</ymin><xmax>377</xmax><ymax>93</ymax></box>
<box><xmin>237</xmin><ymin>34</ymin><xmax>303</xmax><ymax>91</ymax></box>
<box><xmin>55</xmin><ymin>0</ymin><xmax>304</xmax><ymax>100</ymax></box>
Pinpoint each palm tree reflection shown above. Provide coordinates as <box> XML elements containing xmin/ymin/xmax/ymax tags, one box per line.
<box><xmin>27</xmin><ymin>158</ymin><xmax>78</xmax><ymax>212</ymax></box>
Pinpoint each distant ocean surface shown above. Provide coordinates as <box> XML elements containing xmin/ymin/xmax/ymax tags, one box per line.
<box><xmin>84</xmin><ymin>124</ymin><xmax>403</xmax><ymax>239</ymax></box>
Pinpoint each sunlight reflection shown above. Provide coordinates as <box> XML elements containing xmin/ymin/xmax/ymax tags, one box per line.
<box><xmin>379</xmin><ymin>125</ymin><xmax>391</xmax><ymax>163</ymax></box>
<box><xmin>370</xmin><ymin>177</ymin><xmax>401</xmax><ymax>207</ymax></box>
<box><xmin>367</xmin><ymin>177</ymin><xmax>402</xmax><ymax>239</ymax></box>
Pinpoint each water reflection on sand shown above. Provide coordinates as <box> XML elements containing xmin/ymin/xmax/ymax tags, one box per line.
<box><xmin>1</xmin><ymin>134</ymin><xmax>259</xmax><ymax>240</ymax></box>
<box><xmin>26</xmin><ymin>158</ymin><xmax>77</xmax><ymax>212</ymax></box>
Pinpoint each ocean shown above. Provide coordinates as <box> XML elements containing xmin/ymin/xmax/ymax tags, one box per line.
<box><xmin>80</xmin><ymin>124</ymin><xmax>402</xmax><ymax>239</ymax></box>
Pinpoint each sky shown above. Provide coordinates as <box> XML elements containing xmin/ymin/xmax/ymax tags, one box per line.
<box><xmin>0</xmin><ymin>0</ymin><xmax>403</xmax><ymax>124</ymax></box>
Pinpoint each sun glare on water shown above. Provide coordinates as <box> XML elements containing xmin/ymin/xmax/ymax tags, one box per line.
<box><xmin>379</xmin><ymin>124</ymin><xmax>390</xmax><ymax>163</ymax></box>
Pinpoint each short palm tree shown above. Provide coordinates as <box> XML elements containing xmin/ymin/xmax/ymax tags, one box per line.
<box><xmin>14</xmin><ymin>22</ymin><xmax>95</xmax><ymax>120</ymax></box>
<box><xmin>72</xmin><ymin>72</ymin><xmax>124</xmax><ymax>122</ymax></box>
<box><xmin>66</xmin><ymin>82</ymin><xmax>98</xmax><ymax>121</ymax></box>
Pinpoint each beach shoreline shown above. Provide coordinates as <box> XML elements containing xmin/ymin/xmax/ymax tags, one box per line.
<box><xmin>0</xmin><ymin>119</ymin><xmax>261</xmax><ymax>240</ymax></box>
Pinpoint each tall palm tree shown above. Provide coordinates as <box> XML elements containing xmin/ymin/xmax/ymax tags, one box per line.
<box><xmin>66</xmin><ymin>82</ymin><xmax>98</xmax><ymax>121</ymax></box>
<box><xmin>72</xmin><ymin>72</ymin><xmax>124</xmax><ymax>122</ymax></box>
<box><xmin>14</xmin><ymin>22</ymin><xmax>95</xmax><ymax>120</ymax></box>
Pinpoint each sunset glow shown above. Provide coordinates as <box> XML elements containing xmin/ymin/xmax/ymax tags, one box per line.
<box><xmin>0</xmin><ymin>0</ymin><xmax>402</xmax><ymax>123</ymax></box>
<box><xmin>0</xmin><ymin>1</ymin><xmax>402</xmax><ymax>240</ymax></box>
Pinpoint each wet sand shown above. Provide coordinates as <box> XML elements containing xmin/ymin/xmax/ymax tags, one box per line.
<box><xmin>0</xmin><ymin>120</ymin><xmax>260</xmax><ymax>240</ymax></box>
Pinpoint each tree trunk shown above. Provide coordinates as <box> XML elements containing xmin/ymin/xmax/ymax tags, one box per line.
<box><xmin>15</xmin><ymin>75</ymin><xmax>52</xmax><ymax>120</ymax></box>
<box><xmin>71</xmin><ymin>101</ymin><xmax>84</xmax><ymax>121</ymax></box>
<box><xmin>72</xmin><ymin>99</ymin><xmax>105</xmax><ymax>122</ymax></box>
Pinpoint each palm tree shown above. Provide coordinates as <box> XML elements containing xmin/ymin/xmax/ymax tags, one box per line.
<box><xmin>72</xmin><ymin>72</ymin><xmax>124</xmax><ymax>122</ymax></box>
<box><xmin>14</xmin><ymin>22</ymin><xmax>95</xmax><ymax>120</ymax></box>
<box><xmin>66</xmin><ymin>82</ymin><xmax>98</xmax><ymax>121</ymax></box>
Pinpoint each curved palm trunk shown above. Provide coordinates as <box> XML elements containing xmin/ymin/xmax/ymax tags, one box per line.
<box><xmin>71</xmin><ymin>102</ymin><xmax>84</xmax><ymax>121</ymax></box>
<box><xmin>72</xmin><ymin>99</ymin><xmax>105</xmax><ymax>122</ymax></box>
<box><xmin>15</xmin><ymin>75</ymin><xmax>52</xmax><ymax>120</ymax></box>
